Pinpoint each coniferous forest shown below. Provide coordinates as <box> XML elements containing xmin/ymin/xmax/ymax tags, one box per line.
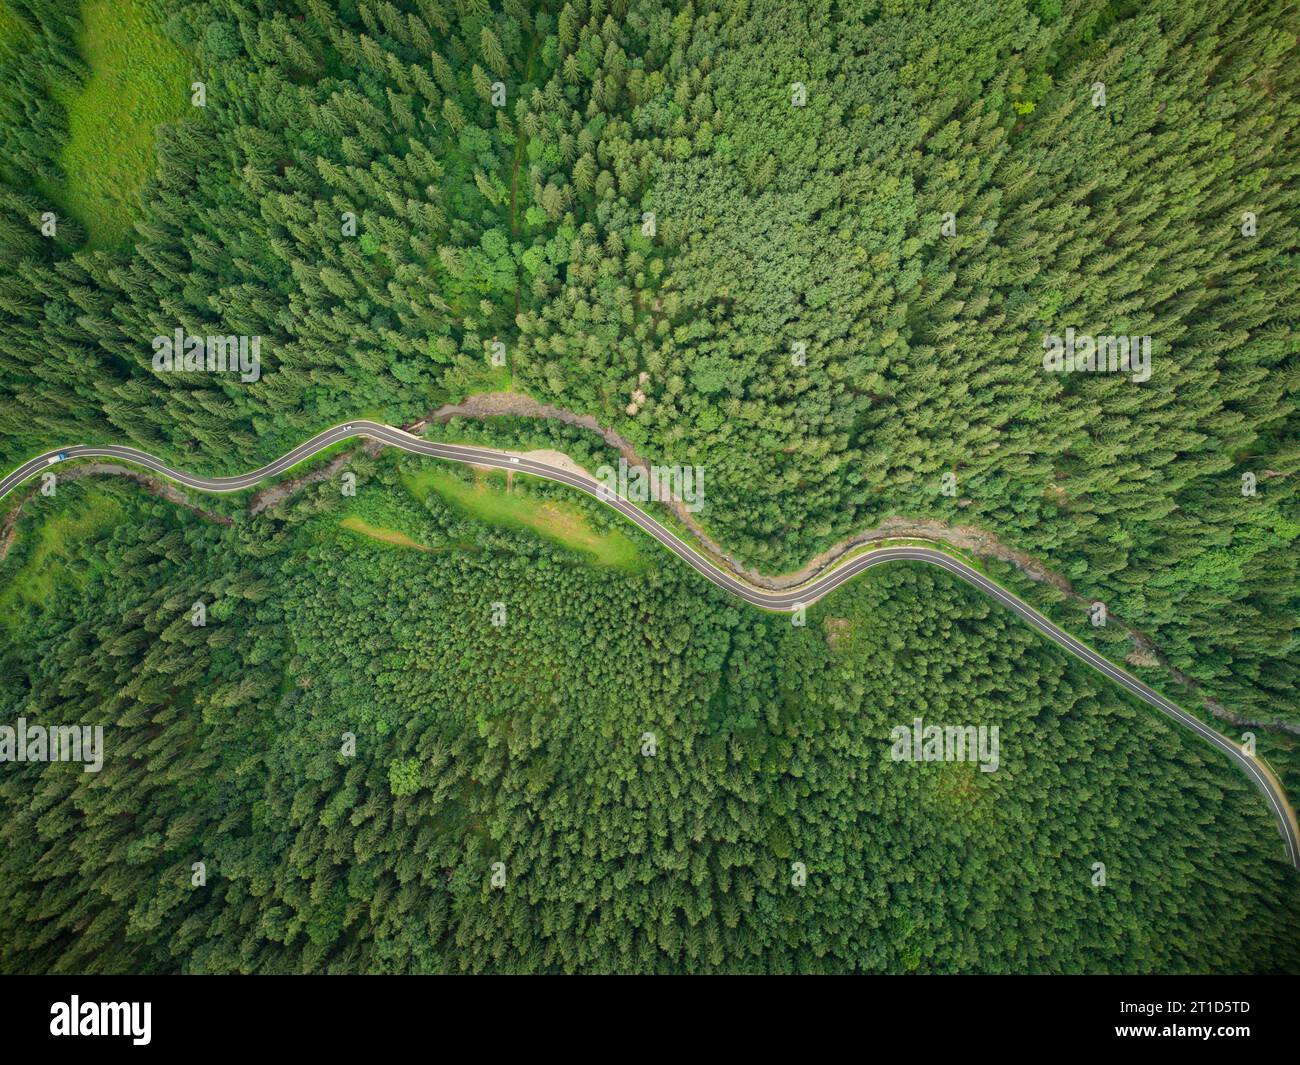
<box><xmin>0</xmin><ymin>0</ymin><xmax>1298</xmax><ymax>974</ymax></box>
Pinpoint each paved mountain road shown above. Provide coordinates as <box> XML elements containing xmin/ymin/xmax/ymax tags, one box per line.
<box><xmin>3</xmin><ymin>420</ymin><xmax>1297</xmax><ymax>869</ymax></box>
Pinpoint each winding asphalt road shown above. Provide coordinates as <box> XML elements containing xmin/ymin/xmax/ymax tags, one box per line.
<box><xmin>4</xmin><ymin>420</ymin><xmax>1297</xmax><ymax>869</ymax></box>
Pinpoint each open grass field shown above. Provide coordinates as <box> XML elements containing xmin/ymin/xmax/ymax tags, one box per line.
<box><xmin>41</xmin><ymin>0</ymin><xmax>189</xmax><ymax>249</ymax></box>
<box><xmin>402</xmin><ymin>465</ymin><xmax>645</xmax><ymax>572</ymax></box>
<box><xmin>0</xmin><ymin>485</ymin><xmax>122</xmax><ymax>629</ymax></box>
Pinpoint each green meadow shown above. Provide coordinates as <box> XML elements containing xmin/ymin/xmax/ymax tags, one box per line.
<box><xmin>402</xmin><ymin>465</ymin><xmax>645</xmax><ymax>572</ymax></box>
<box><xmin>0</xmin><ymin>485</ymin><xmax>121</xmax><ymax>629</ymax></box>
<box><xmin>42</xmin><ymin>0</ymin><xmax>189</xmax><ymax>248</ymax></box>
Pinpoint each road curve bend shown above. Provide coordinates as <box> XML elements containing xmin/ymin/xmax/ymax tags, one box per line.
<box><xmin>3</xmin><ymin>421</ymin><xmax>1297</xmax><ymax>870</ymax></box>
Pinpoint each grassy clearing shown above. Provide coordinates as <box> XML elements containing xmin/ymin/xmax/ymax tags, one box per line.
<box><xmin>340</xmin><ymin>515</ymin><xmax>430</xmax><ymax>552</ymax></box>
<box><xmin>42</xmin><ymin>0</ymin><xmax>190</xmax><ymax>249</ymax></box>
<box><xmin>0</xmin><ymin>487</ymin><xmax>122</xmax><ymax>627</ymax></box>
<box><xmin>402</xmin><ymin>466</ymin><xmax>644</xmax><ymax>572</ymax></box>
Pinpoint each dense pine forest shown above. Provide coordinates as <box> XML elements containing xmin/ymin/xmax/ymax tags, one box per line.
<box><xmin>3</xmin><ymin>469</ymin><xmax>1299</xmax><ymax>972</ymax></box>
<box><xmin>0</xmin><ymin>0</ymin><xmax>1297</xmax><ymax>972</ymax></box>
